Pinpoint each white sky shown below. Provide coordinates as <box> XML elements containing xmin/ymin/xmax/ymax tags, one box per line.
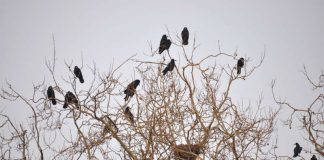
<box><xmin>0</xmin><ymin>1</ymin><xmax>323</xmax><ymax>159</ymax></box>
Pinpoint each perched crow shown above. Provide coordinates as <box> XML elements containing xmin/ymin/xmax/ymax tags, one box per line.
<box><xmin>124</xmin><ymin>80</ymin><xmax>140</xmax><ymax>101</ymax></box>
<box><xmin>311</xmin><ymin>155</ymin><xmax>317</xmax><ymax>160</ymax></box>
<box><xmin>159</xmin><ymin>35</ymin><xmax>171</xmax><ymax>54</ymax></box>
<box><xmin>237</xmin><ymin>58</ymin><xmax>244</xmax><ymax>75</ymax></box>
<box><xmin>162</xmin><ymin>59</ymin><xmax>175</xmax><ymax>75</ymax></box>
<box><xmin>74</xmin><ymin>66</ymin><xmax>84</xmax><ymax>83</ymax></box>
<box><xmin>47</xmin><ymin>86</ymin><xmax>57</xmax><ymax>105</ymax></box>
<box><xmin>293</xmin><ymin>143</ymin><xmax>302</xmax><ymax>157</ymax></box>
<box><xmin>63</xmin><ymin>91</ymin><xmax>78</xmax><ymax>109</ymax></box>
<box><xmin>181</xmin><ymin>27</ymin><xmax>189</xmax><ymax>45</ymax></box>
<box><xmin>124</xmin><ymin>107</ymin><xmax>134</xmax><ymax>124</ymax></box>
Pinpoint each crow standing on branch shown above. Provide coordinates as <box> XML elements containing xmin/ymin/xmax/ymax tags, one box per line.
<box><xmin>124</xmin><ymin>107</ymin><xmax>134</xmax><ymax>124</ymax></box>
<box><xmin>124</xmin><ymin>80</ymin><xmax>140</xmax><ymax>101</ymax></box>
<box><xmin>162</xmin><ymin>59</ymin><xmax>175</xmax><ymax>75</ymax></box>
<box><xmin>63</xmin><ymin>91</ymin><xmax>79</xmax><ymax>109</ymax></box>
<box><xmin>311</xmin><ymin>155</ymin><xmax>317</xmax><ymax>160</ymax></box>
<box><xmin>47</xmin><ymin>86</ymin><xmax>56</xmax><ymax>105</ymax></box>
<box><xmin>181</xmin><ymin>27</ymin><xmax>189</xmax><ymax>45</ymax></box>
<box><xmin>159</xmin><ymin>35</ymin><xmax>171</xmax><ymax>54</ymax></box>
<box><xmin>74</xmin><ymin>66</ymin><xmax>84</xmax><ymax>83</ymax></box>
<box><xmin>237</xmin><ymin>58</ymin><xmax>244</xmax><ymax>75</ymax></box>
<box><xmin>293</xmin><ymin>143</ymin><xmax>302</xmax><ymax>157</ymax></box>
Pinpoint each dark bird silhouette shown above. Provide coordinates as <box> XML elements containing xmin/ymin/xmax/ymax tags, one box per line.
<box><xmin>237</xmin><ymin>58</ymin><xmax>244</xmax><ymax>75</ymax></box>
<box><xmin>124</xmin><ymin>80</ymin><xmax>140</xmax><ymax>101</ymax></box>
<box><xmin>162</xmin><ymin>59</ymin><xmax>175</xmax><ymax>75</ymax></box>
<box><xmin>159</xmin><ymin>35</ymin><xmax>171</xmax><ymax>54</ymax></box>
<box><xmin>74</xmin><ymin>66</ymin><xmax>84</xmax><ymax>83</ymax></box>
<box><xmin>47</xmin><ymin>86</ymin><xmax>56</xmax><ymax>105</ymax></box>
<box><xmin>311</xmin><ymin>155</ymin><xmax>317</xmax><ymax>160</ymax></box>
<box><xmin>293</xmin><ymin>143</ymin><xmax>302</xmax><ymax>157</ymax></box>
<box><xmin>181</xmin><ymin>27</ymin><xmax>189</xmax><ymax>45</ymax></box>
<box><xmin>124</xmin><ymin>107</ymin><xmax>134</xmax><ymax>124</ymax></box>
<box><xmin>63</xmin><ymin>91</ymin><xmax>78</xmax><ymax>109</ymax></box>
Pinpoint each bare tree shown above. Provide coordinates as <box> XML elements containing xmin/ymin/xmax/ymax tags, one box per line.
<box><xmin>272</xmin><ymin>66</ymin><xmax>324</xmax><ymax>158</ymax></box>
<box><xmin>0</xmin><ymin>31</ymin><xmax>277</xmax><ymax>160</ymax></box>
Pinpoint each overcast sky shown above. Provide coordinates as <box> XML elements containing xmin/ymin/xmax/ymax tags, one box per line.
<box><xmin>1</xmin><ymin>1</ymin><xmax>323</xmax><ymax>159</ymax></box>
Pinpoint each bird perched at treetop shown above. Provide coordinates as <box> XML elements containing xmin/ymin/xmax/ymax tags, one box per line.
<box><xmin>63</xmin><ymin>91</ymin><xmax>79</xmax><ymax>109</ymax></box>
<box><xmin>162</xmin><ymin>59</ymin><xmax>175</xmax><ymax>75</ymax></box>
<box><xmin>124</xmin><ymin>80</ymin><xmax>140</xmax><ymax>101</ymax></box>
<box><xmin>237</xmin><ymin>58</ymin><xmax>244</xmax><ymax>75</ymax></box>
<box><xmin>159</xmin><ymin>35</ymin><xmax>171</xmax><ymax>54</ymax></box>
<box><xmin>293</xmin><ymin>143</ymin><xmax>302</xmax><ymax>157</ymax></box>
<box><xmin>47</xmin><ymin>86</ymin><xmax>56</xmax><ymax>105</ymax></box>
<box><xmin>74</xmin><ymin>66</ymin><xmax>84</xmax><ymax>83</ymax></box>
<box><xmin>181</xmin><ymin>27</ymin><xmax>189</xmax><ymax>45</ymax></box>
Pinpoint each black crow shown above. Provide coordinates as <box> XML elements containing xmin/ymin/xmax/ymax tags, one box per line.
<box><xmin>237</xmin><ymin>58</ymin><xmax>244</xmax><ymax>75</ymax></box>
<box><xmin>159</xmin><ymin>35</ymin><xmax>171</xmax><ymax>54</ymax></box>
<box><xmin>293</xmin><ymin>143</ymin><xmax>302</xmax><ymax>157</ymax></box>
<box><xmin>74</xmin><ymin>66</ymin><xmax>84</xmax><ymax>83</ymax></box>
<box><xmin>47</xmin><ymin>86</ymin><xmax>57</xmax><ymax>105</ymax></box>
<box><xmin>124</xmin><ymin>80</ymin><xmax>140</xmax><ymax>101</ymax></box>
<box><xmin>181</xmin><ymin>27</ymin><xmax>189</xmax><ymax>45</ymax></box>
<box><xmin>63</xmin><ymin>91</ymin><xmax>78</xmax><ymax>109</ymax></box>
<box><xmin>162</xmin><ymin>59</ymin><xmax>175</xmax><ymax>75</ymax></box>
<box><xmin>124</xmin><ymin>107</ymin><xmax>134</xmax><ymax>124</ymax></box>
<box><xmin>311</xmin><ymin>155</ymin><xmax>317</xmax><ymax>160</ymax></box>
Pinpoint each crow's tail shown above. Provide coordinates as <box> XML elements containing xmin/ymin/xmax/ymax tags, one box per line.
<box><xmin>237</xmin><ymin>67</ymin><xmax>241</xmax><ymax>75</ymax></box>
<box><xmin>162</xmin><ymin>69</ymin><xmax>168</xmax><ymax>75</ymax></box>
<box><xmin>63</xmin><ymin>102</ymin><xmax>68</xmax><ymax>109</ymax></box>
<box><xmin>51</xmin><ymin>99</ymin><xmax>57</xmax><ymax>105</ymax></box>
<box><xmin>79</xmin><ymin>76</ymin><xmax>84</xmax><ymax>83</ymax></box>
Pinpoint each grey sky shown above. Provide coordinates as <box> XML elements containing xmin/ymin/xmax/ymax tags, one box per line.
<box><xmin>1</xmin><ymin>0</ymin><xmax>323</xmax><ymax>159</ymax></box>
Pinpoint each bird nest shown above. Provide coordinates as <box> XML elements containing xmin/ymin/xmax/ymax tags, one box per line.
<box><xmin>172</xmin><ymin>144</ymin><xmax>202</xmax><ymax>160</ymax></box>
